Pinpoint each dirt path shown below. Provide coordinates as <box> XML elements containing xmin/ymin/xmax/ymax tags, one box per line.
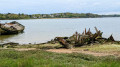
<box><xmin>46</xmin><ymin>49</ymin><xmax>119</xmax><ymax>56</ymax></box>
<box><xmin>5</xmin><ymin>47</ymin><xmax>119</xmax><ymax>57</ymax></box>
<box><xmin>15</xmin><ymin>48</ymin><xmax>36</xmax><ymax>51</ymax></box>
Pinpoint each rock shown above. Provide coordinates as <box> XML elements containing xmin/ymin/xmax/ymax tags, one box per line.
<box><xmin>0</xmin><ymin>42</ymin><xmax>19</xmax><ymax>48</ymax></box>
<box><xmin>0</xmin><ymin>21</ymin><xmax>25</xmax><ymax>35</ymax></box>
<box><xmin>2</xmin><ymin>42</ymin><xmax>19</xmax><ymax>46</ymax></box>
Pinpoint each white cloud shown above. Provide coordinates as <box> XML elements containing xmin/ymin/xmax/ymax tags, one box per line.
<box><xmin>0</xmin><ymin>0</ymin><xmax>120</xmax><ymax>14</ymax></box>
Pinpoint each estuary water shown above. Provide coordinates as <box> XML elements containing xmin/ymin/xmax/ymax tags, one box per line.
<box><xmin>0</xmin><ymin>17</ymin><xmax>120</xmax><ymax>44</ymax></box>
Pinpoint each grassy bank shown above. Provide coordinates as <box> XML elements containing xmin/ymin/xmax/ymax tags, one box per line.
<box><xmin>0</xmin><ymin>43</ymin><xmax>120</xmax><ymax>67</ymax></box>
<box><xmin>0</xmin><ymin>49</ymin><xmax>120</xmax><ymax>67</ymax></box>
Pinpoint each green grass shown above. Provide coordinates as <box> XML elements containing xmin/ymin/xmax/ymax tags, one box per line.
<box><xmin>10</xmin><ymin>43</ymin><xmax>62</xmax><ymax>49</ymax></box>
<box><xmin>0</xmin><ymin>49</ymin><xmax>120</xmax><ymax>67</ymax></box>
<box><xmin>76</xmin><ymin>44</ymin><xmax>120</xmax><ymax>53</ymax></box>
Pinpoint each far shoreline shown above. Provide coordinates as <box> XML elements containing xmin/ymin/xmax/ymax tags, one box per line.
<box><xmin>0</xmin><ymin>17</ymin><xmax>120</xmax><ymax>20</ymax></box>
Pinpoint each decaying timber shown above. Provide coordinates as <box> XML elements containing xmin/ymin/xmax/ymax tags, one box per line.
<box><xmin>54</xmin><ymin>27</ymin><xmax>115</xmax><ymax>49</ymax></box>
<box><xmin>108</xmin><ymin>35</ymin><xmax>115</xmax><ymax>41</ymax></box>
<box><xmin>55</xmin><ymin>37</ymin><xmax>73</xmax><ymax>49</ymax></box>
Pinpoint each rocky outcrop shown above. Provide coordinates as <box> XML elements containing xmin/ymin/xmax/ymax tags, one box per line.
<box><xmin>0</xmin><ymin>21</ymin><xmax>25</xmax><ymax>35</ymax></box>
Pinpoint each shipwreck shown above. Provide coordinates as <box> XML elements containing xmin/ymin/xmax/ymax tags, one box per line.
<box><xmin>0</xmin><ymin>21</ymin><xmax>25</xmax><ymax>35</ymax></box>
<box><xmin>54</xmin><ymin>27</ymin><xmax>115</xmax><ymax>49</ymax></box>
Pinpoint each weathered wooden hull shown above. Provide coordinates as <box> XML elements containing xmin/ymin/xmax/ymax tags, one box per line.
<box><xmin>0</xmin><ymin>21</ymin><xmax>25</xmax><ymax>35</ymax></box>
<box><xmin>55</xmin><ymin>27</ymin><xmax>115</xmax><ymax>49</ymax></box>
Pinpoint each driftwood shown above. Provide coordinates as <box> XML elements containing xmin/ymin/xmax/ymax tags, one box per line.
<box><xmin>55</xmin><ymin>37</ymin><xmax>73</xmax><ymax>49</ymax></box>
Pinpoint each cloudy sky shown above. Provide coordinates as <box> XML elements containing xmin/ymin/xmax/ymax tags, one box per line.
<box><xmin>0</xmin><ymin>0</ymin><xmax>120</xmax><ymax>14</ymax></box>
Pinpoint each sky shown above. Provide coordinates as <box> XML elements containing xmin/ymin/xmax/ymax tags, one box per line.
<box><xmin>0</xmin><ymin>0</ymin><xmax>120</xmax><ymax>14</ymax></box>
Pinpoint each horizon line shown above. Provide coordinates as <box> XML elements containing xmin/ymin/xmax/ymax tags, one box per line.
<box><xmin>0</xmin><ymin>12</ymin><xmax>120</xmax><ymax>15</ymax></box>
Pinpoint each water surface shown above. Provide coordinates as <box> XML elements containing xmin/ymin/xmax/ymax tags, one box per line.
<box><xmin>0</xmin><ymin>18</ymin><xmax>120</xmax><ymax>44</ymax></box>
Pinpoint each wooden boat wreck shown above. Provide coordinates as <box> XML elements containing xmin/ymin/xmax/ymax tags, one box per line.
<box><xmin>0</xmin><ymin>21</ymin><xmax>25</xmax><ymax>35</ymax></box>
<box><xmin>54</xmin><ymin>27</ymin><xmax>115</xmax><ymax>49</ymax></box>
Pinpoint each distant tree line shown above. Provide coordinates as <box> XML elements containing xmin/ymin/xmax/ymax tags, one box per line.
<box><xmin>101</xmin><ymin>14</ymin><xmax>120</xmax><ymax>17</ymax></box>
<box><xmin>0</xmin><ymin>12</ymin><xmax>120</xmax><ymax>20</ymax></box>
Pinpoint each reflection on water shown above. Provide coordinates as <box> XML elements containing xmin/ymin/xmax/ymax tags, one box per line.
<box><xmin>0</xmin><ymin>18</ymin><xmax>120</xmax><ymax>44</ymax></box>
<box><xmin>0</xmin><ymin>33</ymin><xmax>23</xmax><ymax>44</ymax></box>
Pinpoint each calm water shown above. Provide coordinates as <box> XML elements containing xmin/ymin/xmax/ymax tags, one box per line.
<box><xmin>0</xmin><ymin>18</ymin><xmax>120</xmax><ymax>44</ymax></box>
